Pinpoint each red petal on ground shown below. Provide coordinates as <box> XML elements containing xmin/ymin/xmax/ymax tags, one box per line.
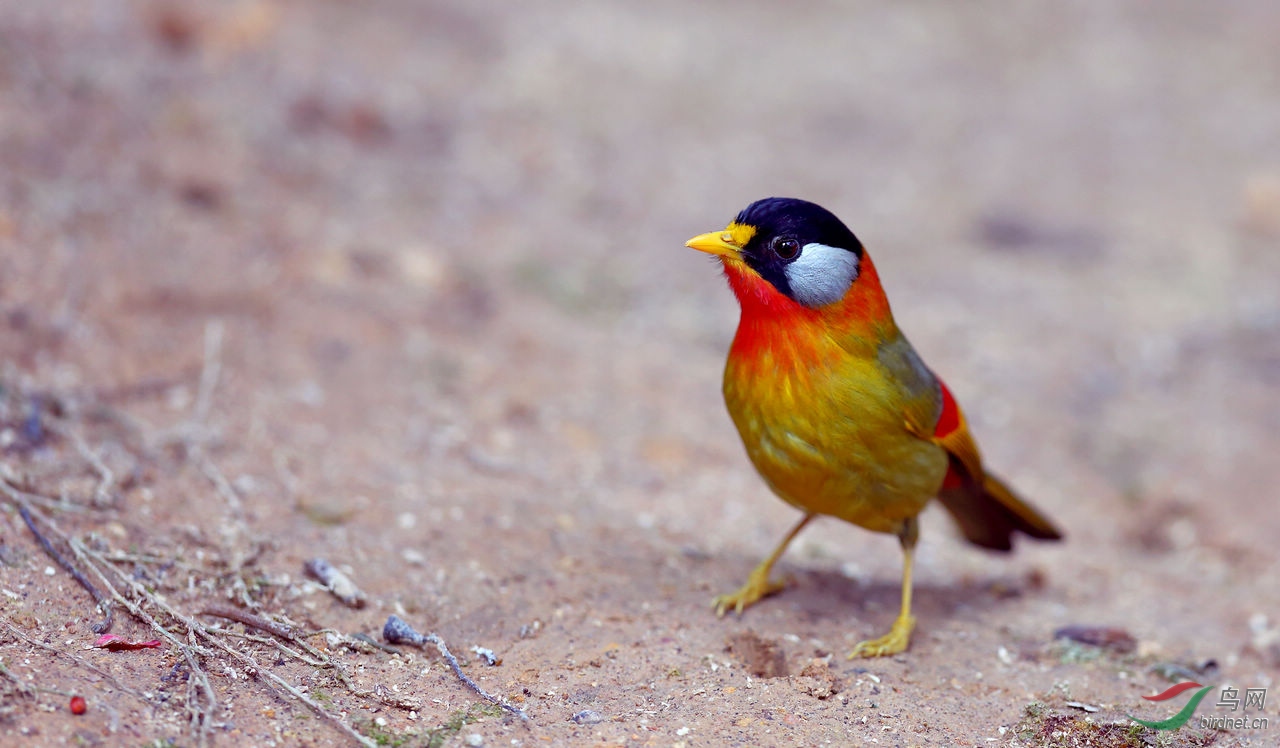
<box><xmin>92</xmin><ymin>634</ymin><xmax>163</xmax><ymax>651</ymax></box>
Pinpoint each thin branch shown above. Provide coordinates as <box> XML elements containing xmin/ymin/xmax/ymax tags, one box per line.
<box><xmin>0</xmin><ymin>660</ymin><xmax>36</xmax><ymax>698</ymax></box>
<box><xmin>13</xmin><ymin>501</ymin><xmax>113</xmax><ymax>633</ymax></box>
<box><xmin>383</xmin><ymin>615</ymin><xmax>528</xmax><ymax>723</ymax></box>
<box><xmin>0</xmin><ymin>467</ymin><xmax>88</xmax><ymax>513</ymax></box>
<box><xmin>200</xmin><ymin>603</ymin><xmax>294</xmax><ymax>640</ymax></box>
<box><xmin>193</xmin><ymin>319</ymin><xmax>224</xmax><ymax>426</ymax></box>
<box><xmin>59</xmin><ymin>423</ymin><xmax>116</xmax><ymax>506</ymax></box>
<box><xmin>197</xmin><ymin>454</ymin><xmax>242</xmax><ymax>514</ymax></box>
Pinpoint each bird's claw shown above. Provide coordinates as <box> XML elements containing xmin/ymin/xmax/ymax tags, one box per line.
<box><xmin>711</xmin><ymin>573</ymin><xmax>785</xmax><ymax>617</ymax></box>
<box><xmin>847</xmin><ymin>615</ymin><xmax>915</xmax><ymax>658</ymax></box>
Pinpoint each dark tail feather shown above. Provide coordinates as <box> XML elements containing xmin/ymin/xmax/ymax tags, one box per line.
<box><xmin>937</xmin><ymin>470</ymin><xmax>1062</xmax><ymax>552</ymax></box>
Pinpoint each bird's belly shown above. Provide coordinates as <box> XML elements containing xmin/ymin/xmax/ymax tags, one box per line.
<box><xmin>725</xmin><ymin>359</ymin><xmax>947</xmax><ymax>534</ymax></box>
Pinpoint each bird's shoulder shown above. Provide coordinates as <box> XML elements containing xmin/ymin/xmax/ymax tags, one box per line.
<box><xmin>867</xmin><ymin>334</ymin><xmax>985</xmax><ymax>479</ymax></box>
<box><xmin>871</xmin><ymin>333</ymin><xmax>943</xmax><ymax>428</ymax></box>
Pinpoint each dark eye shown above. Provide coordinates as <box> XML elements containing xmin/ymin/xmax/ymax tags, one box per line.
<box><xmin>771</xmin><ymin>236</ymin><xmax>800</xmax><ymax>260</ymax></box>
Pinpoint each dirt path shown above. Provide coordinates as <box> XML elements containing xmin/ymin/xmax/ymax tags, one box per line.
<box><xmin>2</xmin><ymin>2</ymin><xmax>1278</xmax><ymax>746</ymax></box>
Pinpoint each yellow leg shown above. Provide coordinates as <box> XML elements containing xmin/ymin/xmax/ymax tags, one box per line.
<box><xmin>712</xmin><ymin>514</ymin><xmax>814</xmax><ymax>617</ymax></box>
<box><xmin>849</xmin><ymin>516</ymin><xmax>918</xmax><ymax>658</ymax></box>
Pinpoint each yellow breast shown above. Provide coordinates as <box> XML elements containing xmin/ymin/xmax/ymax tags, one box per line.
<box><xmin>723</xmin><ymin>336</ymin><xmax>947</xmax><ymax>534</ymax></box>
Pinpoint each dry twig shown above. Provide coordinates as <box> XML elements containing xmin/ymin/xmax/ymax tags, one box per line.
<box><xmin>305</xmin><ymin>557</ymin><xmax>368</xmax><ymax>608</ymax></box>
<box><xmin>200</xmin><ymin>602</ymin><xmax>295</xmax><ymax>639</ymax></box>
<box><xmin>10</xmin><ymin>498</ymin><xmax>113</xmax><ymax>633</ymax></box>
<box><xmin>383</xmin><ymin>615</ymin><xmax>529</xmax><ymax>723</ymax></box>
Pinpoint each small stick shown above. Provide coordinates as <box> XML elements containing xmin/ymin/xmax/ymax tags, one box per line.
<box><xmin>351</xmin><ymin>632</ymin><xmax>400</xmax><ymax>654</ymax></box>
<box><xmin>226</xmin><ymin>631</ymin><xmax>328</xmax><ymax>668</ymax></box>
<box><xmin>92</xmin><ymin>372</ymin><xmax>197</xmax><ymax>404</ymax></box>
<box><xmin>197</xmin><ymin>454</ymin><xmax>242</xmax><ymax>514</ymax></box>
<box><xmin>200</xmin><ymin>603</ymin><xmax>294</xmax><ymax>640</ymax></box>
<box><xmin>0</xmin><ymin>484</ymin><xmax>81</xmax><ymax>512</ymax></box>
<box><xmin>382</xmin><ymin>616</ymin><xmax>528</xmax><ymax>722</ymax></box>
<box><xmin>59</xmin><ymin>423</ymin><xmax>115</xmax><ymax>505</ymax></box>
<box><xmin>15</xmin><ymin>502</ymin><xmax>113</xmax><ymax>633</ymax></box>
<box><xmin>304</xmin><ymin>558</ymin><xmax>367</xmax><ymax>608</ymax></box>
<box><xmin>0</xmin><ymin>658</ymin><xmax>37</xmax><ymax>697</ymax></box>
<box><xmin>193</xmin><ymin>319</ymin><xmax>224</xmax><ymax>426</ymax></box>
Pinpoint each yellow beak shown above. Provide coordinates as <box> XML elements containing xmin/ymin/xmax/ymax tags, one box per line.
<box><xmin>685</xmin><ymin>231</ymin><xmax>742</xmax><ymax>259</ymax></box>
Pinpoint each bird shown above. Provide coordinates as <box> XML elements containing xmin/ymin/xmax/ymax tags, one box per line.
<box><xmin>685</xmin><ymin>197</ymin><xmax>1062</xmax><ymax>658</ymax></box>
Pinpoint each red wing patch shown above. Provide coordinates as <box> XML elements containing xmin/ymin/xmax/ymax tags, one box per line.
<box><xmin>934</xmin><ymin>379</ymin><xmax>962</xmax><ymax>439</ymax></box>
<box><xmin>940</xmin><ymin>462</ymin><xmax>966</xmax><ymax>490</ymax></box>
<box><xmin>932</xmin><ymin>378</ymin><xmax>985</xmax><ymax>485</ymax></box>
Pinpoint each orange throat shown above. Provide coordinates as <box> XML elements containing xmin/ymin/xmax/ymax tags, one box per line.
<box><xmin>719</xmin><ymin>252</ymin><xmax>896</xmax><ymax>371</ymax></box>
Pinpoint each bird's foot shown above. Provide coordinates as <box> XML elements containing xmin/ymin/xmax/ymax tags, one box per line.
<box><xmin>847</xmin><ymin>614</ymin><xmax>915</xmax><ymax>658</ymax></box>
<box><xmin>711</xmin><ymin>569</ymin><xmax>785</xmax><ymax>617</ymax></box>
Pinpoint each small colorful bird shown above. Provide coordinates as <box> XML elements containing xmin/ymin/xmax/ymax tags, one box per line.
<box><xmin>686</xmin><ymin>197</ymin><xmax>1062</xmax><ymax>657</ymax></box>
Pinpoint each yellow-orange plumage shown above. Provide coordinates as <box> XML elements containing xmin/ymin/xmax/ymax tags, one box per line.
<box><xmin>687</xmin><ymin>198</ymin><xmax>1061</xmax><ymax>657</ymax></box>
<box><xmin>723</xmin><ymin>251</ymin><xmax>945</xmax><ymax>533</ymax></box>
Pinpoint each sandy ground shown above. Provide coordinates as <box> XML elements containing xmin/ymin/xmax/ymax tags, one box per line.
<box><xmin>2</xmin><ymin>2</ymin><xmax>1279</xmax><ymax>746</ymax></box>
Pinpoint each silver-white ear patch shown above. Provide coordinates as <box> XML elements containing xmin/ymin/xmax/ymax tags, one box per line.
<box><xmin>783</xmin><ymin>242</ymin><xmax>861</xmax><ymax>308</ymax></box>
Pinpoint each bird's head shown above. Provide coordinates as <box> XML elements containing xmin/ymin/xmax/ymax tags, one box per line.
<box><xmin>687</xmin><ymin>197</ymin><xmax>881</xmax><ymax>318</ymax></box>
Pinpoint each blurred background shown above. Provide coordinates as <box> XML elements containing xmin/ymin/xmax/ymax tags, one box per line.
<box><xmin>2</xmin><ymin>1</ymin><xmax>1278</xmax><ymax>743</ymax></box>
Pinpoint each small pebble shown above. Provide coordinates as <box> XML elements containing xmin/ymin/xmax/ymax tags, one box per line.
<box><xmin>465</xmin><ymin>733</ymin><xmax>484</xmax><ymax>747</ymax></box>
<box><xmin>571</xmin><ymin>709</ymin><xmax>603</xmax><ymax>725</ymax></box>
<box><xmin>383</xmin><ymin>615</ymin><xmax>427</xmax><ymax>647</ymax></box>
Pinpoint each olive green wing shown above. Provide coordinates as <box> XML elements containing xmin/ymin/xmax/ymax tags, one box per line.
<box><xmin>882</xmin><ymin>336</ymin><xmax>1062</xmax><ymax>550</ymax></box>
